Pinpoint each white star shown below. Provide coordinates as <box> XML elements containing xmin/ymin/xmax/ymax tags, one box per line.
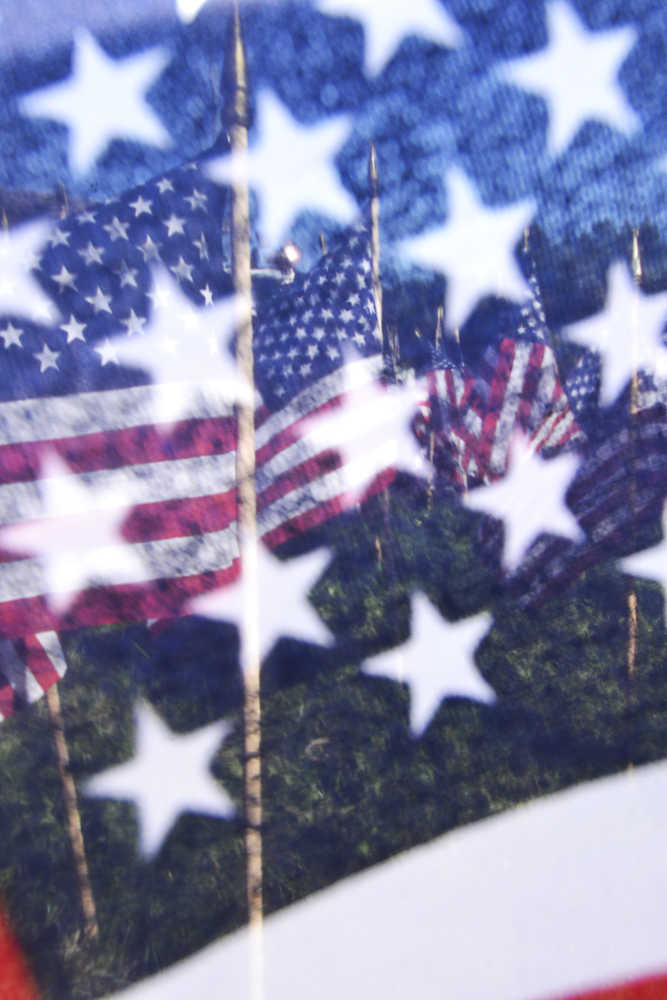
<box><xmin>95</xmin><ymin>339</ymin><xmax>119</xmax><ymax>366</ymax></box>
<box><xmin>464</xmin><ymin>434</ymin><xmax>583</xmax><ymax>572</ymax></box>
<box><xmin>400</xmin><ymin>167</ymin><xmax>533</xmax><ymax>330</ymax></box>
<box><xmin>19</xmin><ymin>29</ymin><xmax>171</xmax><ymax>176</ymax></box>
<box><xmin>117</xmin><ymin>260</ymin><xmax>139</xmax><ymax>288</ymax></box>
<box><xmin>103</xmin><ymin>216</ymin><xmax>130</xmax><ymax>242</ymax></box>
<box><xmin>303</xmin><ymin>355</ymin><xmax>431</xmax><ymax>503</ymax></box>
<box><xmin>156</xmin><ymin>178</ymin><xmax>174</xmax><ymax>194</ymax></box>
<box><xmin>78</xmin><ymin>241</ymin><xmax>104</xmax><ymax>266</ymax></box>
<box><xmin>619</xmin><ymin>503</ymin><xmax>667</xmax><ymax>625</ymax></box>
<box><xmin>121</xmin><ymin>309</ymin><xmax>147</xmax><ymax>336</ymax></box>
<box><xmin>77</xmin><ymin>209</ymin><xmax>97</xmax><ymax>224</ymax></box>
<box><xmin>184</xmin><ymin>189</ymin><xmax>207</xmax><ymax>211</ymax></box>
<box><xmin>188</xmin><ymin>545</ymin><xmax>332</xmax><ymax>665</ymax></box>
<box><xmin>34</xmin><ymin>343</ymin><xmax>60</xmax><ymax>373</ymax></box>
<box><xmin>164</xmin><ymin>214</ymin><xmax>186</xmax><ymax>236</ymax></box>
<box><xmin>83</xmin><ymin>699</ymin><xmax>235</xmax><ymax>859</ymax></box>
<box><xmin>200</xmin><ymin>284</ymin><xmax>214</xmax><ymax>306</ymax></box>
<box><xmin>85</xmin><ymin>286</ymin><xmax>112</xmax><ymax>314</ymax></box>
<box><xmin>207</xmin><ymin>90</ymin><xmax>355</xmax><ymax>251</ymax></box>
<box><xmin>139</xmin><ymin>234</ymin><xmax>161</xmax><ymax>262</ymax></box>
<box><xmin>0</xmin><ymin>219</ymin><xmax>58</xmax><ymax>324</ymax></box>
<box><xmin>129</xmin><ymin>194</ymin><xmax>153</xmax><ymax>217</ymax></box>
<box><xmin>319</xmin><ymin>0</ymin><xmax>463</xmax><ymax>76</ymax></box>
<box><xmin>60</xmin><ymin>315</ymin><xmax>86</xmax><ymax>343</ymax></box>
<box><xmin>363</xmin><ymin>593</ymin><xmax>495</xmax><ymax>736</ymax></box>
<box><xmin>48</xmin><ymin>227</ymin><xmax>70</xmax><ymax>247</ymax></box>
<box><xmin>563</xmin><ymin>262</ymin><xmax>667</xmax><ymax>406</ymax></box>
<box><xmin>499</xmin><ymin>0</ymin><xmax>638</xmax><ymax>156</ymax></box>
<box><xmin>0</xmin><ymin>451</ymin><xmax>145</xmax><ymax>614</ymax></box>
<box><xmin>170</xmin><ymin>256</ymin><xmax>194</xmax><ymax>283</ymax></box>
<box><xmin>1</xmin><ymin>322</ymin><xmax>24</xmax><ymax>349</ymax></box>
<box><xmin>106</xmin><ymin>267</ymin><xmax>252</xmax><ymax>426</ymax></box>
<box><xmin>51</xmin><ymin>264</ymin><xmax>77</xmax><ymax>292</ymax></box>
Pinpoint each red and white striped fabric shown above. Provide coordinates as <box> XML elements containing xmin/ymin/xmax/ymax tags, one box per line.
<box><xmin>423</xmin><ymin>335</ymin><xmax>584</xmax><ymax>490</ymax></box>
<box><xmin>0</xmin><ymin>631</ymin><xmax>67</xmax><ymax>722</ymax></box>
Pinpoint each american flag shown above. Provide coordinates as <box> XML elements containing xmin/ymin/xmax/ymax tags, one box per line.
<box><xmin>0</xmin><ymin>170</ymin><xmax>389</xmax><ymax>712</ymax></box>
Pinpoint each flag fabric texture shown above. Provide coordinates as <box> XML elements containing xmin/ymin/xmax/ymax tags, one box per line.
<box><xmin>0</xmin><ymin>2</ymin><xmax>666</xmax><ymax>1000</ymax></box>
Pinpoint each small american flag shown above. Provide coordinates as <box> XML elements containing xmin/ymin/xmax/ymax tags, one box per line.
<box><xmin>0</xmin><ymin>169</ymin><xmax>386</xmax><ymax>715</ymax></box>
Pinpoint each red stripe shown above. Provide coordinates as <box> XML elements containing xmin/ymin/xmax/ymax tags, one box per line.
<box><xmin>552</xmin><ymin>970</ymin><xmax>667</xmax><ymax>999</ymax></box>
<box><xmin>0</xmin><ymin>902</ymin><xmax>40</xmax><ymax>1000</ymax></box>
<box><xmin>0</xmin><ymin>416</ymin><xmax>237</xmax><ymax>486</ymax></box>
<box><xmin>19</xmin><ymin>634</ymin><xmax>61</xmax><ymax>691</ymax></box>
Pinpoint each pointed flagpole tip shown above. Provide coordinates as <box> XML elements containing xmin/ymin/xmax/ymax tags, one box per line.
<box><xmin>223</xmin><ymin>2</ymin><xmax>250</xmax><ymax>129</ymax></box>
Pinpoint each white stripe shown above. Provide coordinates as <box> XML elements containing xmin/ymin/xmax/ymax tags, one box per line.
<box><xmin>35</xmin><ymin>630</ymin><xmax>68</xmax><ymax>679</ymax></box>
<box><xmin>0</xmin><ymin>452</ymin><xmax>237</xmax><ymax>524</ymax></box>
<box><xmin>0</xmin><ymin>637</ymin><xmax>44</xmax><ymax>701</ymax></box>
<box><xmin>0</xmin><ymin>524</ymin><xmax>240</xmax><ymax>602</ymax></box>
<box><xmin>488</xmin><ymin>342</ymin><xmax>532</xmax><ymax>474</ymax></box>
<box><xmin>255</xmin><ymin>357</ymin><xmax>380</xmax><ymax>451</ymax></box>
<box><xmin>108</xmin><ymin>758</ymin><xmax>667</xmax><ymax>1000</ymax></box>
<box><xmin>0</xmin><ymin>383</ymin><xmax>235</xmax><ymax>446</ymax></box>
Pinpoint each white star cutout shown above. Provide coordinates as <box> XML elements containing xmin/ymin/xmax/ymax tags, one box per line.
<box><xmin>563</xmin><ymin>262</ymin><xmax>667</xmax><ymax>406</ymax></box>
<box><xmin>188</xmin><ymin>544</ymin><xmax>332</xmax><ymax>666</ymax></box>
<box><xmin>319</xmin><ymin>0</ymin><xmax>463</xmax><ymax>76</ymax></box>
<box><xmin>363</xmin><ymin>593</ymin><xmax>495</xmax><ymax>737</ymax></box>
<box><xmin>85</xmin><ymin>286</ymin><xmax>112</xmax><ymax>314</ymax></box>
<box><xmin>19</xmin><ymin>29</ymin><xmax>171</xmax><ymax>176</ymax></box>
<box><xmin>34</xmin><ymin>343</ymin><xmax>60</xmax><ymax>373</ymax></box>
<box><xmin>0</xmin><ymin>451</ymin><xmax>145</xmax><ymax>615</ymax></box>
<box><xmin>207</xmin><ymin>90</ymin><xmax>355</xmax><ymax>251</ymax></box>
<box><xmin>400</xmin><ymin>167</ymin><xmax>534</xmax><ymax>330</ymax></box>
<box><xmin>106</xmin><ymin>267</ymin><xmax>252</xmax><ymax>426</ymax></box>
<box><xmin>129</xmin><ymin>194</ymin><xmax>153</xmax><ymax>217</ymax></box>
<box><xmin>1</xmin><ymin>322</ymin><xmax>24</xmax><ymax>349</ymax></box>
<box><xmin>175</xmin><ymin>0</ymin><xmax>208</xmax><ymax>23</ymax></box>
<box><xmin>619</xmin><ymin>503</ymin><xmax>667</xmax><ymax>625</ymax></box>
<box><xmin>83</xmin><ymin>699</ymin><xmax>235</xmax><ymax>859</ymax></box>
<box><xmin>60</xmin><ymin>315</ymin><xmax>86</xmax><ymax>343</ymax></box>
<box><xmin>0</xmin><ymin>219</ymin><xmax>58</xmax><ymax>324</ymax></box>
<box><xmin>499</xmin><ymin>0</ymin><xmax>638</xmax><ymax>156</ymax></box>
<box><xmin>464</xmin><ymin>434</ymin><xmax>583</xmax><ymax>572</ymax></box>
<box><xmin>302</xmin><ymin>355</ymin><xmax>431</xmax><ymax>503</ymax></box>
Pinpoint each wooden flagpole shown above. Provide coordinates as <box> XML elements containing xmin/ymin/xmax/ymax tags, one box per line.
<box><xmin>625</xmin><ymin>228</ymin><xmax>643</xmax><ymax>766</ymax></box>
<box><xmin>4</xmin><ymin>206</ymin><xmax>99</xmax><ymax>945</ymax></box>
<box><xmin>45</xmin><ymin>685</ymin><xmax>99</xmax><ymax>942</ymax></box>
<box><xmin>224</xmin><ymin>6</ymin><xmax>264</xmax><ymax>994</ymax></box>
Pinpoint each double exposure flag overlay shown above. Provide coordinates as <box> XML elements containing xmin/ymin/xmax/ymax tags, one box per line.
<box><xmin>0</xmin><ymin>1</ymin><xmax>666</xmax><ymax>1000</ymax></box>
